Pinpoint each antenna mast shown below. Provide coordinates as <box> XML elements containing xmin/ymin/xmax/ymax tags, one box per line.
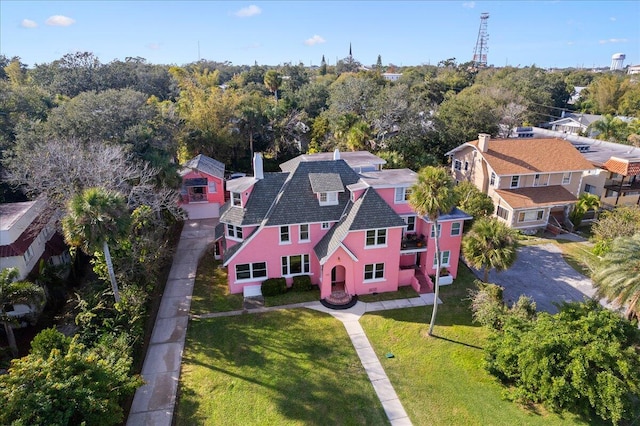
<box><xmin>472</xmin><ymin>13</ymin><xmax>489</xmax><ymax>68</ymax></box>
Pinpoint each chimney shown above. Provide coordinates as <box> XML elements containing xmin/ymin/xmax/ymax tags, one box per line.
<box><xmin>333</xmin><ymin>148</ymin><xmax>341</xmax><ymax>160</ymax></box>
<box><xmin>478</xmin><ymin>133</ymin><xmax>490</xmax><ymax>153</ymax></box>
<box><xmin>253</xmin><ymin>152</ymin><xmax>264</xmax><ymax>180</ymax></box>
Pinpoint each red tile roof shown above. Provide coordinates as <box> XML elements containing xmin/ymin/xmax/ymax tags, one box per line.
<box><xmin>603</xmin><ymin>157</ymin><xmax>640</xmax><ymax>176</ymax></box>
<box><xmin>0</xmin><ymin>206</ymin><xmax>55</xmax><ymax>258</ymax></box>
<box><xmin>468</xmin><ymin>138</ymin><xmax>596</xmax><ymax>175</ymax></box>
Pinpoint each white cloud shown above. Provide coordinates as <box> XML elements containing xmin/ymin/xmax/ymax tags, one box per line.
<box><xmin>21</xmin><ymin>19</ymin><xmax>38</xmax><ymax>28</ymax></box>
<box><xmin>462</xmin><ymin>2</ymin><xmax>475</xmax><ymax>8</ymax></box>
<box><xmin>567</xmin><ymin>41</ymin><xmax>575</xmax><ymax>45</ymax></box>
<box><xmin>599</xmin><ymin>38</ymin><xmax>628</xmax><ymax>44</ymax></box>
<box><xmin>609</xmin><ymin>17</ymin><xmax>616</xmax><ymax>21</ymax></box>
<box><xmin>234</xmin><ymin>5</ymin><xmax>261</xmax><ymax>18</ymax></box>
<box><xmin>304</xmin><ymin>35</ymin><xmax>326</xmax><ymax>46</ymax></box>
<box><xmin>45</xmin><ymin>15</ymin><xmax>76</xmax><ymax>26</ymax></box>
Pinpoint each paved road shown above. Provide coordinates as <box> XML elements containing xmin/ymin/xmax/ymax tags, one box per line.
<box><xmin>482</xmin><ymin>243</ymin><xmax>597</xmax><ymax>313</ymax></box>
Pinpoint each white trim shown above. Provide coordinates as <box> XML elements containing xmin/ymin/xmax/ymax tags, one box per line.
<box><xmin>319</xmin><ymin>242</ymin><xmax>358</xmax><ymax>265</ymax></box>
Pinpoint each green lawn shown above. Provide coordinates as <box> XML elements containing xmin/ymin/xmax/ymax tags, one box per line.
<box><xmin>175</xmin><ymin>309</ymin><xmax>389</xmax><ymax>425</ymax></box>
<box><xmin>359</xmin><ymin>285</ymin><xmax>419</xmax><ymax>302</ymax></box>
<box><xmin>359</xmin><ymin>265</ymin><xmax>603</xmax><ymax>426</ymax></box>
<box><xmin>190</xmin><ymin>250</ymin><xmax>243</xmax><ymax>314</ymax></box>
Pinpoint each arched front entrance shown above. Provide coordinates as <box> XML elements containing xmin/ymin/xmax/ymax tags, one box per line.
<box><xmin>331</xmin><ymin>265</ymin><xmax>346</xmax><ymax>293</ymax></box>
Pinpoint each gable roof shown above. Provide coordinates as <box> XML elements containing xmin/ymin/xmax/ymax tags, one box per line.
<box><xmin>180</xmin><ymin>154</ymin><xmax>225</xmax><ymax>178</ymax></box>
<box><xmin>495</xmin><ymin>186</ymin><xmax>577</xmax><ymax>209</ymax></box>
<box><xmin>548</xmin><ymin>113</ymin><xmax>602</xmax><ymax>127</ymax></box>
<box><xmin>467</xmin><ymin>138</ymin><xmax>596</xmax><ymax>175</ymax></box>
<box><xmin>314</xmin><ymin>187</ymin><xmax>405</xmax><ymax>263</ymax></box>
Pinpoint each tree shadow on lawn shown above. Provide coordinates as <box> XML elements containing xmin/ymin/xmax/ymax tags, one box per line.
<box><xmin>177</xmin><ymin>309</ymin><xmax>389</xmax><ymax>425</ymax></box>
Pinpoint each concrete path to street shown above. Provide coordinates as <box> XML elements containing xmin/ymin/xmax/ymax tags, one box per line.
<box><xmin>480</xmin><ymin>243</ymin><xmax>597</xmax><ymax>314</ymax></box>
<box><xmin>127</xmin><ymin>219</ymin><xmax>217</xmax><ymax>426</ymax></box>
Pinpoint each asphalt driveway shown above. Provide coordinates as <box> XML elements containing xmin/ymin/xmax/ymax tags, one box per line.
<box><xmin>480</xmin><ymin>243</ymin><xmax>597</xmax><ymax>314</ymax></box>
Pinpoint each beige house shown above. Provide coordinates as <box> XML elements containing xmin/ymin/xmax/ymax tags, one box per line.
<box><xmin>447</xmin><ymin>134</ymin><xmax>598</xmax><ymax>231</ymax></box>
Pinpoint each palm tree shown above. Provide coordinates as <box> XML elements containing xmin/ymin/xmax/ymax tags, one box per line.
<box><xmin>62</xmin><ymin>188</ymin><xmax>130</xmax><ymax>303</ymax></box>
<box><xmin>592</xmin><ymin>233</ymin><xmax>640</xmax><ymax>320</ymax></box>
<box><xmin>569</xmin><ymin>192</ymin><xmax>601</xmax><ymax>228</ymax></box>
<box><xmin>462</xmin><ymin>217</ymin><xmax>519</xmax><ymax>283</ymax></box>
<box><xmin>588</xmin><ymin>114</ymin><xmax>627</xmax><ymax>142</ymax></box>
<box><xmin>1</xmin><ymin>268</ymin><xmax>45</xmax><ymax>357</ymax></box>
<box><xmin>409</xmin><ymin>166</ymin><xmax>459</xmax><ymax>336</ymax></box>
<box><xmin>263</xmin><ymin>70</ymin><xmax>282</xmax><ymax>104</ymax></box>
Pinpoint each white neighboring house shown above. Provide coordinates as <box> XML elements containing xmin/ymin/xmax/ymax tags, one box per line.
<box><xmin>382</xmin><ymin>72</ymin><xmax>402</xmax><ymax>81</ymax></box>
<box><xmin>0</xmin><ymin>198</ymin><xmax>70</xmax><ymax>280</ymax></box>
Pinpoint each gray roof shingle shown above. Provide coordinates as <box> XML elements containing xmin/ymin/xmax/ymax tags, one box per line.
<box><xmin>265</xmin><ymin>160</ymin><xmax>361</xmax><ymax>226</ymax></box>
<box><xmin>181</xmin><ymin>154</ymin><xmax>225</xmax><ymax>178</ymax></box>
<box><xmin>219</xmin><ymin>173</ymin><xmax>289</xmax><ymax>226</ymax></box>
<box><xmin>309</xmin><ymin>173</ymin><xmax>345</xmax><ymax>193</ymax></box>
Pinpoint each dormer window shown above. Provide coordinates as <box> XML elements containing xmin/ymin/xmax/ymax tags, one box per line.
<box><xmin>319</xmin><ymin>192</ymin><xmax>338</xmax><ymax>206</ymax></box>
<box><xmin>231</xmin><ymin>192</ymin><xmax>241</xmax><ymax>207</ymax></box>
<box><xmin>309</xmin><ymin>173</ymin><xmax>344</xmax><ymax>207</ymax></box>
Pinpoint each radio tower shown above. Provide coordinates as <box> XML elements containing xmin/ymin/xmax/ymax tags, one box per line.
<box><xmin>472</xmin><ymin>12</ymin><xmax>489</xmax><ymax>68</ymax></box>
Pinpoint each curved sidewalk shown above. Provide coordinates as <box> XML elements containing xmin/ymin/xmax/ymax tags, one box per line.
<box><xmin>127</xmin><ymin>219</ymin><xmax>217</xmax><ymax>426</ymax></box>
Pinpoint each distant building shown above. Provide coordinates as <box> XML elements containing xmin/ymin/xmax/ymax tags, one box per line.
<box><xmin>628</xmin><ymin>64</ymin><xmax>640</xmax><ymax>75</ymax></box>
<box><xmin>382</xmin><ymin>73</ymin><xmax>402</xmax><ymax>81</ymax></box>
<box><xmin>0</xmin><ymin>199</ymin><xmax>70</xmax><ymax>279</ymax></box>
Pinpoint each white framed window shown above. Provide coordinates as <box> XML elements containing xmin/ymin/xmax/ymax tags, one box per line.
<box><xmin>454</xmin><ymin>160</ymin><xmax>462</xmax><ymax>171</ymax></box>
<box><xmin>394</xmin><ymin>187</ymin><xmax>411</xmax><ymax>203</ymax></box>
<box><xmin>321</xmin><ymin>222</ymin><xmax>330</xmax><ymax>230</ymax></box>
<box><xmin>279</xmin><ymin>225</ymin><xmax>290</xmax><ymax>243</ymax></box>
<box><xmin>430</xmin><ymin>223</ymin><xmax>441</xmax><ymax>238</ymax></box>
<box><xmin>490</xmin><ymin>172</ymin><xmax>496</xmax><ymax>187</ymax></box>
<box><xmin>364</xmin><ymin>263</ymin><xmax>385</xmax><ymax>281</ymax></box>
<box><xmin>281</xmin><ymin>254</ymin><xmax>310</xmax><ymax>276</ymax></box>
<box><xmin>562</xmin><ymin>172</ymin><xmax>571</xmax><ymax>185</ymax></box>
<box><xmin>235</xmin><ymin>262</ymin><xmax>267</xmax><ymax>281</ymax></box>
<box><xmin>534</xmin><ymin>174</ymin><xmax>549</xmax><ymax>187</ymax></box>
<box><xmin>365</xmin><ymin>229</ymin><xmax>387</xmax><ymax>247</ymax></box>
<box><xmin>510</xmin><ymin>176</ymin><xmax>520</xmax><ymax>188</ymax></box>
<box><xmin>319</xmin><ymin>192</ymin><xmax>338</xmax><ymax>206</ymax></box>
<box><xmin>208</xmin><ymin>180</ymin><xmax>217</xmax><ymax>193</ymax></box>
<box><xmin>450</xmin><ymin>222</ymin><xmax>461</xmax><ymax>236</ymax></box>
<box><xmin>518</xmin><ymin>210</ymin><xmax>544</xmax><ymax>223</ymax></box>
<box><xmin>404</xmin><ymin>216</ymin><xmax>416</xmax><ymax>232</ymax></box>
<box><xmin>584</xmin><ymin>184</ymin><xmax>595</xmax><ymax>194</ymax></box>
<box><xmin>227</xmin><ymin>224</ymin><xmax>243</xmax><ymax>240</ymax></box>
<box><xmin>299</xmin><ymin>224</ymin><xmax>310</xmax><ymax>242</ymax></box>
<box><xmin>433</xmin><ymin>250</ymin><xmax>451</xmax><ymax>267</ymax></box>
<box><xmin>231</xmin><ymin>192</ymin><xmax>242</xmax><ymax>207</ymax></box>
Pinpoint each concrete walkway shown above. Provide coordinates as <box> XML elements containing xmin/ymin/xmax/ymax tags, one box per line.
<box><xmin>127</xmin><ymin>219</ymin><xmax>217</xmax><ymax>426</ymax></box>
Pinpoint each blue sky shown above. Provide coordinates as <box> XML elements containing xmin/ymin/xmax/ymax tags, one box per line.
<box><xmin>1</xmin><ymin>1</ymin><xmax>639</xmax><ymax>69</ymax></box>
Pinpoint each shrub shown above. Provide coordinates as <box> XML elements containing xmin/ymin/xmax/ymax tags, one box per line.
<box><xmin>261</xmin><ymin>278</ymin><xmax>287</xmax><ymax>297</ymax></box>
<box><xmin>30</xmin><ymin>328</ymin><xmax>71</xmax><ymax>358</ymax></box>
<box><xmin>469</xmin><ymin>281</ymin><xmax>505</xmax><ymax>330</ymax></box>
<box><xmin>291</xmin><ymin>275</ymin><xmax>312</xmax><ymax>292</ymax></box>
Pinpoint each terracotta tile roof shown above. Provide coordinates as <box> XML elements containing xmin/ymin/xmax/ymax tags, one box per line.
<box><xmin>603</xmin><ymin>157</ymin><xmax>640</xmax><ymax>176</ymax></box>
<box><xmin>468</xmin><ymin>138</ymin><xmax>596</xmax><ymax>175</ymax></box>
<box><xmin>495</xmin><ymin>186</ymin><xmax>577</xmax><ymax>209</ymax></box>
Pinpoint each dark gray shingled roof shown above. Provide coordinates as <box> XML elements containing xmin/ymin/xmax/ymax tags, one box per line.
<box><xmin>314</xmin><ymin>187</ymin><xmax>406</xmax><ymax>262</ymax></box>
<box><xmin>214</xmin><ymin>222</ymin><xmax>225</xmax><ymax>241</ymax></box>
<box><xmin>265</xmin><ymin>160</ymin><xmax>361</xmax><ymax>227</ymax></box>
<box><xmin>219</xmin><ymin>172</ymin><xmax>289</xmax><ymax>226</ymax></box>
<box><xmin>181</xmin><ymin>154</ymin><xmax>225</xmax><ymax>178</ymax></box>
<box><xmin>309</xmin><ymin>173</ymin><xmax>345</xmax><ymax>193</ymax></box>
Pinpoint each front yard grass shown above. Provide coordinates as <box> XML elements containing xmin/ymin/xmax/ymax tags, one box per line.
<box><xmin>360</xmin><ymin>265</ymin><xmax>602</xmax><ymax>425</ymax></box>
<box><xmin>359</xmin><ymin>284</ymin><xmax>419</xmax><ymax>302</ymax></box>
<box><xmin>190</xmin><ymin>250</ymin><xmax>243</xmax><ymax>314</ymax></box>
<box><xmin>175</xmin><ymin>309</ymin><xmax>389</xmax><ymax>425</ymax></box>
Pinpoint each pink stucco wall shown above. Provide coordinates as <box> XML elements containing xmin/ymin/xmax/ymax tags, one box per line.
<box><xmin>180</xmin><ymin>170</ymin><xmax>225</xmax><ymax>205</ymax></box>
<box><xmin>374</xmin><ymin>188</ymin><xmax>415</xmax><ymax>215</ymax></box>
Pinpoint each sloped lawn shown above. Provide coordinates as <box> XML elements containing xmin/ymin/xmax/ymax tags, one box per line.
<box><xmin>359</xmin><ymin>266</ymin><xmax>604</xmax><ymax>426</ymax></box>
<box><xmin>175</xmin><ymin>309</ymin><xmax>388</xmax><ymax>425</ymax></box>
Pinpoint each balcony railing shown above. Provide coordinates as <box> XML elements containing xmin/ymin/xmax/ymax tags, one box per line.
<box><xmin>401</xmin><ymin>234</ymin><xmax>427</xmax><ymax>251</ymax></box>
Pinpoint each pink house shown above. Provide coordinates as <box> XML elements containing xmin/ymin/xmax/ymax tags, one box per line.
<box><xmin>179</xmin><ymin>155</ymin><xmax>226</xmax><ymax>219</ymax></box>
<box><xmin>216</xmin><ymin>151</ymin><xmax>470</xmax><ymax>303</ymax></box>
